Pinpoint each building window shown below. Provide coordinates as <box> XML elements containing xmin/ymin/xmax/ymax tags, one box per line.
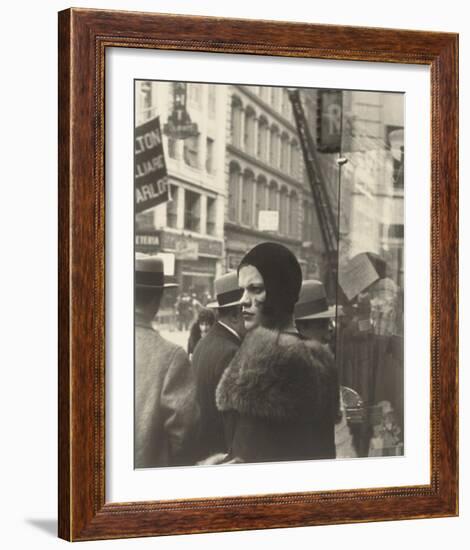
<box><xmin>270</xmin><ymin>126</ymin><xmax>279</xmax><ymax>166</ymax></box>
<box><xmin>228</xmin><ymin>163</ymin><xmax>240</xmax><ymax>222</ymax></box>
<box><xmin>188</xmin><ymin>83</ymin><xmax>202</xmax><ymax>106</ymax></box>
<box><xmin>139</xmin><ymin>81</ymin><xmax>153</xmax><ymax>122</ymax></box>
<box><xmin>206</xmin><ymin>137</ymin><xmax>214</xmax><ymax>174</ymax></box>
<box><xmin>268</xmin><ymin>181</ymin><xmax>278</xmax><ymax>211</ymax></box>
<box><xmin>206</xmin><ymin>197</ymin><xmax>216</xmax><ymax>236</ymax></box>
<box><xmin>184</xmin><ymin>190</ymin><xmax>201</xmax><ymax>232</ymax></box>
<box><xmin>270</xmin><ymin>88</ymin><xmax>277</xmax><ymax>108</ymax></box>
<box><xmin>281</xmin><ymin>133</ymin><xmax>289</xmax><ymax>172</ymax></box>
<box><xmin>231</xmin><ymin>96</ymin><xmax>243</xmax><ymax>147</ymax></box>
<box><xmin>302</xmin><ymin>200</ymin><xmax>313</xmax><ymax>241</ymax></box>
<box><xmin>282</xmin><ymin>89</ymin><xmax>291</xmax><ymax>118</ymax></box>
<box><xmin>290</xmin><ymin>140</ymin><xmax>299</xmax><ymax>178</ymax></box>
<box><xmin>244</xmin><ymin>108</ymin><xmax>256</xmax><ymax>155</ymax></box>
<box><xmin>255</xmin><ymin>177</ymin><xmax>267</xmax><ymax>228</ymax></box>
<box><xmin>166</xmin><ymin>185</ymin><xmax>178</xmax><ymax>228</ymax></box>
<box><xmin>241</xmin><ymin>171</ymin><xmax>254</xmax><ymax>226</ymax></box>
<box><xmin>257</xmin><ymin>117</ymin><xmax>269</xmax><ymax>161</ymax></box>
<box><xmin>183</xmin><ymin>135</ymin><xmax>199</xmax><ymax>168</ymax></box>
<box><xmin>273</xmin><ymin>88</ymin><xmax>281</xmax><ymax>111</ymax></box>
<box><xmin>208</xmin><ymin>85</ymin><xmax>216</xmax><ymax>118</ymax></box>
<box><xmin>167</xmin><ymin>137</ymin><xmax>177</xmax><ymax>159</ymax></box>
<box><xmin>290</xmin><ymin>192</ymin><xmax>298</xmax><ymax>238</ymax></box>
<box><xmin>393</xmin><ymin>146</ymin><xmax>404</xmax><ymax>189</ymax></box>
<box><xmin>279</xmin><ymin>187</ymin><xmax>289</xmax><ymax>234</ymax></box>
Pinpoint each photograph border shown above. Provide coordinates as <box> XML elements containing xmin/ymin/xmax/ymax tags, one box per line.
<box><xmin>58</xmin><ymin>8</ymin><xmax>458</xmax><ymax>541</ymax></box>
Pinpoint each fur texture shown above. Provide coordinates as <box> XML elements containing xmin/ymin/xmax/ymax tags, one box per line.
<box><xmin>216</xmin><ymin>327</ymin><xmax>335</xmax><ymax>421</ymax></box>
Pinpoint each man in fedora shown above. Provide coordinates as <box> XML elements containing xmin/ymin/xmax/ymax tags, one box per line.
<box><xmin>135</xmin><ymin>253</ymin><xmax>199</xmax><ymax>468</ymax></box>
<box><xmin>295</xmin><ymin>279</ymin><xmax>343</xmax><ymax>347</ymax></box>
<box><xmin>192</xmin><ymin>271</ymin><xmax>245</xmax><ymax>462</ymax></box>
<box><xmin>295</xmin><ymin>279</ymin><xmax>356</xmax><ymax>458</ymax></box>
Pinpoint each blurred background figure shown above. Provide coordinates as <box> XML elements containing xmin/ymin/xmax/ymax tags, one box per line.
<box><xmin>294</xmin><ymin>279</ymin><xmax>342</xmax><ymax>350</ymax></box>
<box><xmin>294</xmin><ymin>279</ymin><xmax>356</xmax><ymax>459</ymax></box>
<box><xmin>175</xmin><ymin>292</ymin><xmax>193</xmax><ymax>331</ymax></box>
<box><xmin>187</xmin><ymin>307</ymin><xmax>216</xmax><ymax>361</ymax></box>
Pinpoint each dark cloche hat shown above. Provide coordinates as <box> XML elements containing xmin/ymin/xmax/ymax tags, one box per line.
<box><xmin>239</xmin><ymin>242</ymin><xmax>302</xmax><ymax>315</ymax></box>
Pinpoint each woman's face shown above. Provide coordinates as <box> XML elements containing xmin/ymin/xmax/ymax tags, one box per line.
<box><xmin>199</xmin><ymin>321</ymin><xmax>211</xmax><ymax>337</ymax></box>
<box><xmin>238</xmin><ymin>265</ymin><xmax>266</xmax><ymax>331</ymax></box>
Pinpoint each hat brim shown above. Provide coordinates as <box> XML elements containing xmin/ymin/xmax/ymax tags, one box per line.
<box><xmin>296</xmin><ymin>305</ymin><xmax>344</xmax><ymax>320</ymax></box>
<box><xmin>136</xmin><ymin>282</ymin><xmax>179</xmax><ymax>289</ymax></box>
<box><xmin>206</xmin><ymin>299</ymin><xmax>241</xmax><ymax>309</ymax></box>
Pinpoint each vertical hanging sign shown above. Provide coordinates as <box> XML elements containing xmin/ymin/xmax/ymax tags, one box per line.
<box><xmin>135</xmin><ymin>116</ymin><xmax>169</xmax><ymax>213</ymax></box>
<box><xmin>316</xmin><ymin>90</ymin><xmax>343</xmax><ymax>153</ymax></box>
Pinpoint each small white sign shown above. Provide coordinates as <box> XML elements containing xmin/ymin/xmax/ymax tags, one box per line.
<box><xmin>157</xmin><ymin>252</ymin><xmax>175</xmax><ymax>276</ymax></box>
<box><xmin>258</xmin><ymin>210</ymin><xmax>279</xmax><ymax>232</ymax></box>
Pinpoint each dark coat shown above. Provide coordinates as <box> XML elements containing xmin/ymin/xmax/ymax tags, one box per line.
<box><xmin>135</xmin><ymin>322</ymin><xmax>199</xmax><ymax>468</ymax></box>
<box><xmin>216</xmin><ymin>327</ymin><xmax>339</xmax><ymax>464</ymax></box>
<box><xmin>192</xmin><ymin>322</ymin><xmax>241</xmax><ymax>461</ymax></box>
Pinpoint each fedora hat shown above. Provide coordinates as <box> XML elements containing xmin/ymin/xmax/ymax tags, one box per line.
<box><xmin>207</xmin><ymin>272</ymin><xmax>243</xmax><ymax>309</ymax></box>
<box><xmin>135</xmin><ymin>253</ymin><xmax>178</xmax><ymax>288</ymax></box>
<box><xmin>295</xmin><ymin>279</ymin><xmax>342</xmax><ymax>320</ymax></box>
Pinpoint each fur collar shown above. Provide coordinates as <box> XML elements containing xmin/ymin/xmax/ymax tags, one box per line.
<box><xmin>216</xmin><ymin>327</ymin><xmax>334</xmax><ymax>421</ymax></box>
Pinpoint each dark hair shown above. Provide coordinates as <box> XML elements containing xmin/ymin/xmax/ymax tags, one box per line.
<box><xmin>239</xmin><ymin>242</ymin><xmax>302</xmax><ymax>329</ymax></box>
<box><xmin>197</xmin><ymin>308</ymin><xmax>216</xmax><ymax>325</ymax></box>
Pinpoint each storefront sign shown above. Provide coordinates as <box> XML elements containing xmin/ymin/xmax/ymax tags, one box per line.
<box><xmin>135</xmin><ymin>233</ymin><xmax>161</xmax><ymax>247</ymax></box>
<box><xmin>161</xmin><ymin>232</ymin><xmax>222</xmax><ymax>258</ymax></box>
<box><xmin>135</xmin><ymin>116</ymin><xmax>169</xmax><ymax>213</ymax></box>
<box><xmin>175</xmin><ymin>240</ymin><xmax>199</xmax><ymax>260</ymax></box>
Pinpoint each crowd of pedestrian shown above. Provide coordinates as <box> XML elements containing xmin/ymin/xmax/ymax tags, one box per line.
<box><xmin>134</xmin><ymin>242</ymin><xmax>402</xmax><ymax>469</ymax></box>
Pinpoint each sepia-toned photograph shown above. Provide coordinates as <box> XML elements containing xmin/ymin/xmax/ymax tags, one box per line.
<box><xmin>134</xmin><ymin>80</ymin><xmax>404</xmax><ymax>469</ymax></box>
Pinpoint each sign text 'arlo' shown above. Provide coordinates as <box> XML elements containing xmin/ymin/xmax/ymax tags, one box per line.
<box><xmin>135</xmin><ymin>116</ymin><xmax>169</xmax><ymax>213</ymax></box>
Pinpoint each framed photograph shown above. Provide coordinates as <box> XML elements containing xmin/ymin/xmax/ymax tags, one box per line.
<box><xmin>58</xmin><ymin>8</ymin><xmax>458</xmax><ymax>541</ymax></box>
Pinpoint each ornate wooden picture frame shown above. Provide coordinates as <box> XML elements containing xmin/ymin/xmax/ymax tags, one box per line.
<box><xmin>58</xmin><ymin>8</ymin><xmax>458</xmax><ymax>541</ymax></box>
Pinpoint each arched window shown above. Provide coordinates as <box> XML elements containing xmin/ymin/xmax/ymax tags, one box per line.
<box><xmin>290</xmin><ymin>192</ymin><xmax>298</xmax><ymax>238</ymax></box>
<box><xmin>257</xmin><ymin>116</ymin><xmax>269</xmax><ymax>161</ymax></box>
<box><xmin>290</xmin><ymin>139</ymin><xmax>300</xmax><ymax>178</ymax></box>
<box><xmin>268</xmin><ymin>180</ymin><xmax>278</xmax><ymax>211</ymax></box>
<box><xmin>269</xmin><ymin>125</ymin><xmax>279</xmax><ymax>166</ymax></box>
<box><xmin>279</xmin><ymin>187</ymin><xmax>289</xmax><ymax>234</ymax></box>
<box><xmin>281</xmin><ymin>133</ymin><xmax>290</xmax><ymax>172</ymax></box>
<box><xmin>231</xmin><ymin>96</ymin><xmax>243</xmax><ymax>148</ymax></box>
<box><xmin>228</xmin><ymin>162</ymin><xmax>241</xmax><ymax>222</ymax></box>
<box><xmin>282</xmin><ymin>89</ymin><xmax>291</xmax><ymax>118</ymax></box>
<box><xmin>255</xmin><ymin>176</ymin><xmax>267</xmax><ymax>228</ymax></box>
<box><xmin>244</xmin><ymin>107</ymin><xmax>256</xmax><ymax>155</ymax></box>
<box><xmin>241</xmin><ymin>170</ymin><xmax>255</xmax><ymax>226</ymax></box>
<box><xmin>302</xmin><ymin>199</ymin><xmax>312</xmax><ymax>241</ymax></box>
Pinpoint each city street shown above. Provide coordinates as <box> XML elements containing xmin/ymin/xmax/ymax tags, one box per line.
<box><xmin>160</xmin><ymin>328</ymin><xmax>190</xmax><ymax>350</ymax></box>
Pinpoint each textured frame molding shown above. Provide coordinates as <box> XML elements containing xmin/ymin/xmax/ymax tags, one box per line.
<box><xmin>58</xmin><ymin>8</ymin><xmax>458</xmax><ymax>541</ymax></box>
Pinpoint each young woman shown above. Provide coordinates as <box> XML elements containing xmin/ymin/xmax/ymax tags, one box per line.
<box><xmin>215</xmin><ymin>242</ymin><xmax>339</xmax><ymax>464</ymax></box>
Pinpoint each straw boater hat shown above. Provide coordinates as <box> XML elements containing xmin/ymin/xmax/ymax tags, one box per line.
<box><xmin>207</xmin><ymin>272</ymin><xmax>243</xmax><ymax>309</ymax></box>
<box><xmin>135</xmin><ymin>253</ymin><xmax>178</xmax><ymax>288</ymax></box>
<box><xmin>294</xmin><ymin>279</ymin><xmax>343</xmax><ymax>320</ymax></box>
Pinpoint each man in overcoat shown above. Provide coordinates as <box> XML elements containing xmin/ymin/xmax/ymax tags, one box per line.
<box><xmin>135</xmin><ymin>253</ymin><xmax>199</xmax><ymax>468</ymax></box>
<box><xmin>192</xmin><ymin>272</ymin><xmax>245</xmax><ymax>462</ymax></box>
